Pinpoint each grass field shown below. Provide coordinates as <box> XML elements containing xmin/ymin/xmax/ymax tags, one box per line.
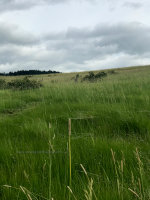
<box><xmin>0</xmin><ymin>65</ymin><xmax>150</xmax><ymax>200</ymax></box>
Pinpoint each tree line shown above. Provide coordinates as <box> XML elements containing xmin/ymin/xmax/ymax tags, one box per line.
<box><xmin>0</xmin><ymin>69</ymin><xmax>60</xmax><ymax>76</ymax></box>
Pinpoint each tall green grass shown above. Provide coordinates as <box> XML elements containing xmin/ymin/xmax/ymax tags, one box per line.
<box><xmin>0</xmin><ymin>66</ymin><xmax>150</xmax><ymax>199</ymax></box>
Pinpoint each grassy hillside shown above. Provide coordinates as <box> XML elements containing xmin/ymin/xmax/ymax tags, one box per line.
<box><xmin>0</xmin><ymin>65</ymin><xmax>150</xmax><ymax>200</ymax></box>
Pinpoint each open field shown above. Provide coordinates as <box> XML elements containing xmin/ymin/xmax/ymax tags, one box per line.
<box><xmin>0</xmin><ymin>65</ymin><xmax>150</xmax><ymax>200</ymax></box>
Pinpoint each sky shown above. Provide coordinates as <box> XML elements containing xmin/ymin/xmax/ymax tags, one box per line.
<box><xmin>0</xmin><ymin>0</ymin><xmax>150</xmax><ymax>72</ymax></box>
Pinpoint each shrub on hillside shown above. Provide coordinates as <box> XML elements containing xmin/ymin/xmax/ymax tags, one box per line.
<box><xmin>95</xmin><ymin>71</ymin><xmax>107</xmax><ymax>79</ymax></box>
<box><xmin>74</xmin><ymin>74</ymin><xmax>80</xmax><ymax>82</ymax></box>
<box><xmin>0</xmin><ymin>79</ymin><xmax>7</xmax><ymax>89</ymax></box>
<box><xmin>82</xmin><ymin>71</ymin><xmax>107</xmax><ymax>82</ymax></box>
<box><xmin>7</xmin><ymin>77</ymin><xmax>42</xmax><ymax>90</ymax></box>
<box><xmin>108</xmin><ymin>70</ymin><xmax>116</xmax><ymax>74</ymax></box>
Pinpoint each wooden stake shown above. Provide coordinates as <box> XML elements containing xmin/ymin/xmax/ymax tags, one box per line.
<box><xmin>68</xmin><ymin>118</ymin><xmax>72</xmax><ymax>199</ymax></box>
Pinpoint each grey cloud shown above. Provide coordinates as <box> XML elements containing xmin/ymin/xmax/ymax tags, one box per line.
<box><xmin>0</xmin><ymin>0</ymin><xmax>95</xmax><ymax>12</ymax></box>
<box><xmin>1</xmin><ymin>22</ymin><xmax>150</xmax><ymax>72</ymax></box>
<box><xmin>123</xmin><ymin>1</ymin><xmax>143</xmax><ymax>9</ymax></box>
<box><xmin>44</xmin><ymin>22</ymin><xmax>150</xmax><ymax>59</ymax></box>
<box><xmin>94</xmin><ymin>23</ymin><xmax>150</xmax><ymax>55</ymax></box>
<box><xmin>0</xmin><ymin>0</ymin><xmax>61</xmax><ymax>12</ymax></box>
<box><xmin>0</xmin><ymin>22</ymin><xmax>39</xmax><ymax>45</ymax></box>
<box><xmin>0</xmin><ymin>0</ymin><xmax>36</xmax><ymax>11</ymax></box>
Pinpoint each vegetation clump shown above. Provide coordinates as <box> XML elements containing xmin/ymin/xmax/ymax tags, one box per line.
<box><xmin>0</xmin><ymin>77</ymin><xmax>42</xmax><ymax>90</ymax></box>
<box><xmin>74</xmin><ymin>74</ymin><xmax>80</xmax><ymax>82</ymax></box>
<box><xmin>82</xmin><ymin>71</ymin><xmax>107</xmax><ymax>82</ymax></box>
<box><xmin>109</xmin><ymin>70</ymin><xmax>116</xmax><ymax>74</ymax></box>
<box><xmin>0</xmin><ymin>79</ymin><xmax>7</xmax><ymax>89</ymax></box>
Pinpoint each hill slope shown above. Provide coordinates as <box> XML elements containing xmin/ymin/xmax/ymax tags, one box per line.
<box><xmin>0</xmin><ymin>65</ymin><xmax>150</xmax><ymax>200</ymax></box>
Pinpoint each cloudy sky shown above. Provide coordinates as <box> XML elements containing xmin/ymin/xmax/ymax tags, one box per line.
<box><xmin>0</xmin><ymin>0</ymin><xmax>150</xmax><ymax>72</ymax></box>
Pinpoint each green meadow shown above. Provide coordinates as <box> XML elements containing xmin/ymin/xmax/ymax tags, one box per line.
<box><xmin>0</xmin><ymin>66</ymin><xmax>150</xmax><ymax>200</ymax></box>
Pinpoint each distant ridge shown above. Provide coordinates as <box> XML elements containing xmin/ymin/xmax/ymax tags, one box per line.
<box><xmin>0</xmin><ymin>69</ymin><xmax>60</xmax><ymax>76</ymax></box>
